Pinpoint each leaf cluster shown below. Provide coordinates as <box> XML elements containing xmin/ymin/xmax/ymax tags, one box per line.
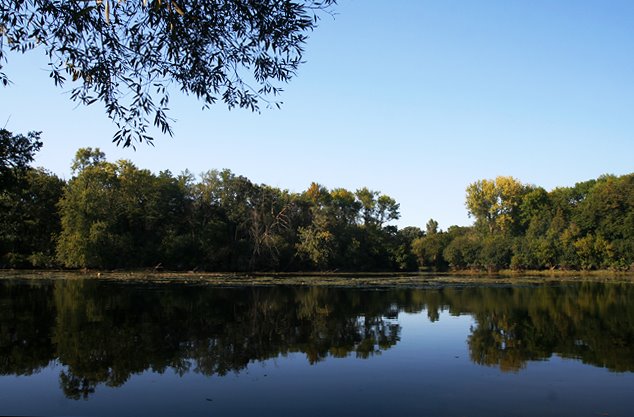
<box><xmin>0</xmin><ymin>128</ymin><xmax>42</xmax><ymax>189</ymax></box>
<box><xmin>0</xmin><ymin>0</ymin><xmax>335</xmax><ymax>146</ymax></box>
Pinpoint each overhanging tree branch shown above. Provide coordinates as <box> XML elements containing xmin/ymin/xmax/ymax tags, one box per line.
<box><xmin>0</xmin><ymin>0</ymin><xmax>336</xmax><ymax>147</ymax></box>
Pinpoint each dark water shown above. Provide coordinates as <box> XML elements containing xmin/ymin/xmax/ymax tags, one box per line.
<box><xmin>1</xmin><ymin>277</ymin><xmax>634</xmax><ymax>416</ymax></box>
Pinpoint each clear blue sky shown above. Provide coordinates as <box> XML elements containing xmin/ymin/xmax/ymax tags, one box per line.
<box><xmin>1</xmin><ymin>0</ymin><xmax>633</xmax><ymax>229</ymax></box>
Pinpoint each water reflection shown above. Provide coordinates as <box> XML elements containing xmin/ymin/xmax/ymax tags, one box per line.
<box><xmin>460</xmin><ymin>285</ymin><xmax>634</xmax><ymax>373</ymax></box>
<box><xmin>1</xmin><ymin>278</ymin><xmax>633</xmax><ymax>399</ymax></box>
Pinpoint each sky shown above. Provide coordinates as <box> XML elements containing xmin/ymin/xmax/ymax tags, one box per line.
<box><xmin>1</xmin><ymin>0</ymin><xmax>633</xmax><ymax>230</ymax></box>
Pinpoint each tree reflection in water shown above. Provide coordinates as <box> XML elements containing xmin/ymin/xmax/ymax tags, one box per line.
<box><xmin>0</xmin><ymin>278</ymin><xmax>633</xmax><ymax>399</ymax></box>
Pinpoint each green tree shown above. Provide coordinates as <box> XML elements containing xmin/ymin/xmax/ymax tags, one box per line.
<box><xmin>296</xmin><ymin>184</ymin><xmax>403</xmax><ymax>271</ymax></box>
<box><xmin>297</xmin><ymin>213</ymin><xmax>337</xmax><ymax>270</ymax></box>
<box><xmin>443</xmin><ymin>228</ymin><xmax>480</xmax><ymax>270</ymax></box>
<box><xmin>193</xmin><ymin>169</ymin><xmax>264</xmax><ymax>270</ymax></box>
<box><xmin>116</xmin><ymin>162</ymin><xmax>190</xmax><ymax>267</ymax></box>
<box><xmin>573</xmin><ymin>174</ymin><xmax>634</xmax><ymax>268</ymax></box>
<box><xmin>518</xmin><ymin>187</ymin><xmax>550</xmax><ymax>231</ymax></box>
<box><xmin>1</xmin><ymin>1</ymin><xmax>336</xmax><ymax>146</ymax></box>
<box><xmin>56</xmin><ymin>151</ymin><xmax>121</xmax><ymax>268</ymax></box>
<box><xmin>466</xmin><ymin>176</ymin><xmax>531</xmax><ymax>235</ymax></box>
<box><xmin>152</xmin><ymin>171</ymin><xmax>196</xmax><ymax>269</ymax></box>
<box><xmin>71</xmin><ymin>147</ymin><xmax>106</xmax><ymax>173</ymax></box>
<box><xmin>425</xmin><ymin>218</ymin><xmax>439</xmax><ymax>235</ymax></box>
<box><xmin>0</xmin><ymin>130</ymin><xmax>62</xmax><ymax>267</ymax></box>
<box><xmin>512</xmin><ymin>207</ymin><xmax>558</xmax><ymax>270</ymax></box>
<box><xmin>330</xmin><ymin>188</ymin><xmax>361</xmax><ymax>226</ymax></box>
<box><xmin>0</xmin><ymin>129</ymin><xmax>42</xmax><ymax>190</ymax></box>
<box><xmin>0</xmin><ymin>168</ymin><xmax>64</xmax><ymax>267</ymax></box>
<box><xmin>355</xmin><ymin>187</ymin><xmax>400</xmax><ymax>227</ymax></box>
<box><xmin>56</xmin><ymin>148</ymin><xmax>187</xmax><ymax>268</ymax></box>
<box><xmin>391</xmin><ymin>226</ymin><xmax>423</xmax><ymax>271</ymax></box>
<box><xmin>412</xmin><ymin>231</ymin><xmax>449</xmax><ymax>271</ymax></box>
<box><xmin>477</xmin><ymin>235</ymin><xmax>513</xmax><ymax>272</ymax></box>
<box><xmin>296</xmin><ymin>184</ymin><xmax>341</xmax><ymax>270</ymax></box>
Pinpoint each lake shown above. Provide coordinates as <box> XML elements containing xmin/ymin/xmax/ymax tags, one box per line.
<box><xmin>1</xmin><ymin>276</ymin><xmax>633</xmax><ymax>416</ymax></box>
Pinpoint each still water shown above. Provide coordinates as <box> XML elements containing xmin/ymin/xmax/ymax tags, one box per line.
<box><xmin>1</xmin><ymin>277</ymin><xmax>633</xmax><ymax>416</ymax></box>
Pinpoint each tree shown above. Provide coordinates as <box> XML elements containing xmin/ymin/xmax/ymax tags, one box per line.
<box><xmin>466</xmin><ymin>176</ymin><xmax>531</xmax><ymax>235</ymax></box>
<box><xmin>71</xmin><ymin>147</ymin><xmax>106</xmax><ymax>174</ymax></box>
<box><xmin>0</xmin><ymin>129</ymin><xmax>42</xmax><ymax>190</ymax></box>
<box><xmin>330</xmin><ymin>188</ymin><xmax>361</xmax><ymax>226</ymax></box>
<box><xmin>425</xmin><ymin>218</ymin><xmax>438</xmax><ymax>235</ymax></box>
<box><xmin>356</xmin><ymin>187</ymin><xmax>400</xmax><ymax>227</ymax></box>
<box><xmin>391</xmin><ymin>227</ymin><xmax>422</xmax><ymax>271</ymax></box>
<box><xmin>0</xmin><ymin>167</ymin><xmax>64</xmax><ymax>267</ymax></box>
<box><xmin>1</xmin><ymin>0</ymin><xmax>336</xmax><ymax>146</ymax></box>
<box><xmin>443</xmin><ymin>228</ymin><xmax>480</xmax><ymax>270</ymax></box>
<box><xmin>296</xmin><ymin>185</ymin><xmax>345</xmax><ymax>270</ymax></box>
<box><xmin>246</xmin><ymin>185</ymin><xmax>295</xmax><ymax>271</ymax></box>
<box><xmin>0</xmin><ymin>129</ymin><xmax>61</xmax><ymax>268</ymax></box>
<box><xmin>411</xmin><ymin>231</ymin><xmax>450</xmax><ymax>271</ymax></box>
<box><xmin>56</xmin><ymin>148</ymin><xmax>187</xmax><ymax>268</ymax></box>
<box><xmin>518</xmin><ymin>187</ymin><xmax>550</xmax><ymax>231</ymax></box>
<box><xmin>296</xmin><ymin>214</ymin><xmax>337</xmax><ymax>270</ymax></box>
<box><xmin>477</xmin><ymin>235</ymin><xmax>513</xmax><ymax>272</ymax></box>
<box><xmin>56</xmin><ymin>150</ymin><xmax>125</xmax><ymax>268</ymax></box>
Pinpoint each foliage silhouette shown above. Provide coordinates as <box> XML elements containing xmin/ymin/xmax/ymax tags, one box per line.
<box><xmin>0</xmin><ymin>1</ymin><xmax>336</xmax><ymax>146</ymax></box>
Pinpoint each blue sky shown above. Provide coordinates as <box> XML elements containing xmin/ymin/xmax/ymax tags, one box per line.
<box><xmin>1</xmin><ymin>0</ymin><xmax>633</xmax><ymax>229</ymax></box>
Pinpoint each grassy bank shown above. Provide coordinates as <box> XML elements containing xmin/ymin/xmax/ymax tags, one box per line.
<box><xmin>1</xmin><ymin>269</ymin><xmax>633</xmax><ymax>287</ymax></box>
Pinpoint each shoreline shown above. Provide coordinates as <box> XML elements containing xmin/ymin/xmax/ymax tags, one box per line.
<box><xmin>1</xmin><ymin>269</ymin><xmax>633</xmax><ymax>287</ymax></box>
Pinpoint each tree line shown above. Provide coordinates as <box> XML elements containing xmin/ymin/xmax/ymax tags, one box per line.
<box><xmin>415</xmin><ymin>174</ymin><xmax>634</xmax><ymax>271</ymax></box>
<box><xmin>1</xmin><ymin>129</ymin><xmax>633</xmax><ymax>271</ymax></box>
<box><xmin>1</xmin><ymin>130</ymin><xmax>412</xmax><ymax>271</ymax></box>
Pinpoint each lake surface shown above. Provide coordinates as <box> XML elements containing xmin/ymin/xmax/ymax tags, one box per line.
<box><xmin>1</xmin><ymin>276</ymin><xmax>634</xmax><ymax>416</ymax></box>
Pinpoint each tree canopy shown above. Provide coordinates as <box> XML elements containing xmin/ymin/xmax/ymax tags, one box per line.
<box><xmin>410</xmin><ymin>174</ymin><xmax>634</xmax><ymax>272</ymax></box>
<box><xmin>1</xmin><ymin>129</ymin><xmax>633</xmax><ymax>272</ymax></box>
<box><xmin>0</xmin><ymin>128</ymin><xmax>42</xmax><ymax>189</ymax></box>
<box><xmin>0</xmin><ymin>0</ymin><xmax>336</xmax><ymax>146</ymax></box>
<box><xmin>51</xmin><ymin>147</ymin><xmax>409</xmax><ymax>271</ymax></box>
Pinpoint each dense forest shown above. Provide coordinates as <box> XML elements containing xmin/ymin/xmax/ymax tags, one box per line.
<box><xmin>1</xmin><ymin>129</ymin><xmax>633</xmax><ymax>272</ymax></box>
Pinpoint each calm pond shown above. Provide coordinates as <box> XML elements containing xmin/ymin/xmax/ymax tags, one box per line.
<box><xmin>1</xmin><ymin>276</ymin><xmax>634</xmax><ymax>416</ymax></box>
